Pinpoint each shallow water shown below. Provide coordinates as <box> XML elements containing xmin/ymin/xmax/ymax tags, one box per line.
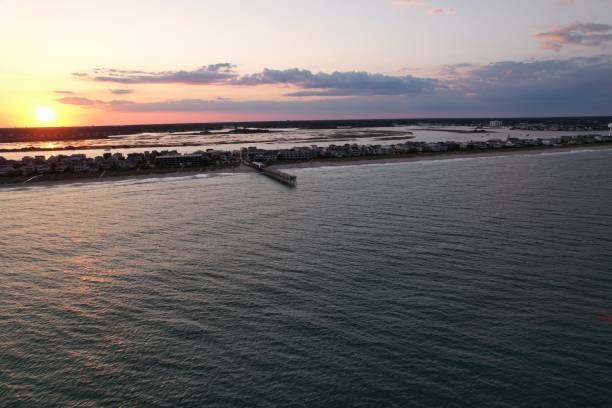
<box><xmin>1</xmin><ymin>148</ymin><xmax>611</xmax><ymax>407</ymax></box>
<box><xmin>0</xmin><ymin>125</ymin><xmax>602</xmax><ymax>160</ymax></box>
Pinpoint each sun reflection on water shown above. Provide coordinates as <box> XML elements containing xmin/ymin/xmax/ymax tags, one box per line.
<box><xmin>40</xmin><ymin>142</ymin><xmax>62</xmax><ymax>150</ymax></box>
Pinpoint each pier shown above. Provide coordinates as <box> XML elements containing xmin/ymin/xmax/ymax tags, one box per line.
<box><xmin>250</xmin><ymin>162</ymin><xmax>297</xmax><ymax>187</ymax></box>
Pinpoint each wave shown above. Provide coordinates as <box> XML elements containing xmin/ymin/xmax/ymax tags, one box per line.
<box><xmin>291</xmin><ymin>147</ymin><xmax>612</xmax><ymax>172</ymax></box>
<box><xmin>0</xmin><ymin>171</ymin><xmax>239</xmax><ymax>192</ymax></box>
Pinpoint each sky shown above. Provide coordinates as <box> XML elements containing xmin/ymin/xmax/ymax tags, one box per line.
<box><xmin>1</xmin><ymin>0</ymin><xmax>612</xmax><ymax>127</ymax></box>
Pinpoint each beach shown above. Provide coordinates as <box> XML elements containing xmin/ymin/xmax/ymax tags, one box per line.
<box><xmin>271</xmin><ymin>143</ymin><xmax>612</xmax><ymax>170</ymax></box>
<box><xmin>3</xmin><ymin>143</ymin><xmax>611</xmax><ymax>188</ymax></box>
<box><xmin>0</xmin><ymin>163</ymin><xmax>251</xmax><ymax>188</ymax></box>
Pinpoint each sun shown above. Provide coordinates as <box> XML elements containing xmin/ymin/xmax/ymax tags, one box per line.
<box><xmin>35</xmin><ymin>106</ymin><xmax>57</xmax><ymax>124</ymax></box>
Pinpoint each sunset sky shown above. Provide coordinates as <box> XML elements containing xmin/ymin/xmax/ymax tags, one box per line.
<box><xmin>1</xmin><ymin>0</ymin><xmax>612</xmax><ymax>127</ymax></box>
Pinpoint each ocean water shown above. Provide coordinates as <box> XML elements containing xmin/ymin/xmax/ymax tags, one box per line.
<box><xmin>1</xmin><ymin>149</ymin><xmax>611</xmax><ymax>407</ymax></box>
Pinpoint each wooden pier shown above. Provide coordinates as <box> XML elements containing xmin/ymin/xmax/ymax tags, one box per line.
<box><xmin>262</xmin><ymin>167</ymin><xmax>297</xmax><ymax>186</ymax></box>
<box><xmin>250</xmin><ymin>162</ymin><xmax>297</xmax><ymax>187</ymax></box>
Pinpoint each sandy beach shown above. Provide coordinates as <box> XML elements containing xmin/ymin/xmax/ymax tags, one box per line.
<box><xmin>0</xmin><ymin>163</ymin><xmax>253</xmax><ymax>189</ymax></box>
<box><xmin>2</xmin><ymin>143</ymin><xmax>611</xmax><ymax>189</ymax></box>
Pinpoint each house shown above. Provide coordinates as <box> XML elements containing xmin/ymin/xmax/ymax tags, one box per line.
<box><xmin>0</xmin><ymin>165</ymin><xmax>15</xmax><ymax>176</ymax></box>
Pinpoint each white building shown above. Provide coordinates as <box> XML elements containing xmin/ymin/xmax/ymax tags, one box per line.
<box><xmin>489</xmin><ymin>120</ymin><xmax>503</xmax><ymax>127</ymax></box>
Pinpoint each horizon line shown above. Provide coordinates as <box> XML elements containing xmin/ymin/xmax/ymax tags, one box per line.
<box><xmin>2</xmin><ymin>114</ymin><xmax>612</xmax><ymax>131</ymax></box>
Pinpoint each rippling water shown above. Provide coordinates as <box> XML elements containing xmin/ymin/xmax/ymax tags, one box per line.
<box><xmin>1</xmin><ymin>149</ymin><xmax>611</xmax><ymax>407</ymax></box>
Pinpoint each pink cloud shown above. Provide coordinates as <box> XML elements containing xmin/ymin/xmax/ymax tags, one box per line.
<box><xmin>57</xmin><ymin>97</ymin><xmax>98</xmax><ymax>106</ymax></box>
<box><xmin>534</xmin><ymin>22</ymin><xmax>612</xmax><ymax>52</ymax></box>
<box><xmin>428</xmin><ymin>7</ymin><xmax>453</xmax><ymax>16</ymax></box>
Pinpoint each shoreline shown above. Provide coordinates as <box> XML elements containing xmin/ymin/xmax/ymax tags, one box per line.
<box><xmin>0</xmin><ymin>164</ymin><xmax>253</xmax><ymax>189</ymax></box>
<box><xmin>270</xmin><ymin>143</ymin><xmax>612</xmax><ymax>170</ymax></box>
<box><xmin>2</xmin><ymin>143</ymin><xmax>611</xmax><ymax>189</ymax></box>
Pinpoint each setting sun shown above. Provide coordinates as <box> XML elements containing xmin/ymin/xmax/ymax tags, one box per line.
<box><xmin>35</xmin><ymin>106</ymin><xmax>57</xmax><ymax>124</ymax></box>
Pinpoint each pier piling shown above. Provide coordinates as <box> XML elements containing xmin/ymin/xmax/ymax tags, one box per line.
<box><xmin>249</xmin><ymin>162</ymin><xmax>297</xmax><ymax>187</ymax></box>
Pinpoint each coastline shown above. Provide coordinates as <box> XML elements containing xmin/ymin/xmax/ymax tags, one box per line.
<box><xmin>0</xmin><ymin>164</ymin><xmax>253</xmax><ymax>189</ymax></box>
<box><xmin>270</xmin><ymin>143</ymin><xmax>612</xmax><ymax>170</ymax></box>
<box><xmin>2</xmin><ymin>143</ymin><xmax>611</xmax><ymax>189</ymax></box>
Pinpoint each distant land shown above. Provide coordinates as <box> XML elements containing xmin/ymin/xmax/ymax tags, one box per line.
<box><xmin>1</xmin><ymin>116</ymin><xmax>611</xmax><ymax>144</ymax></box>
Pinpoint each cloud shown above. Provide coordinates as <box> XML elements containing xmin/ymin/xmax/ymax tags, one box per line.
<box><xmin>560</xmin><ymin>0</ymin><xmax>576</xmax><ymax>5</ymax></box>
<box><xmin>64</xmin><ymin>56</ymin><xmax>612</xmax><ymax>117</ymax></box>
<box><xmin>57</xmin><ymin>97</ymin><xmax>99</xmax><ymax>106</ymax></box>
<box><xmin>53</xmin><ymin>90</ymin><xmax>75</xmax><ymax>94</ymax></box>
<box><xmin>79</xmin><ymin>65</ymin><xmax>438</xmax><ymax>97</ymax></box>
<box><xmin>427</xmin><ymin>8</ymin><xmax>453</xmax><ymax>16</ymax></box>
<box><xmin>86</xmin><ymin>63</ymin><xmax>238</xmax><ymax>84</ymax></box>
<box><xmin>427</xmin><ymin>56</ymin><xmax>612</xmax><ymax>114</ymax></box>
<box><xmin>429</xmin><ymin>63</ymin><xmax>477</xmax><ymax>79</ymax></box>
<box><xmin>236</xmin><ymin>69</ymin><xmax>437</xmax><ymax>96</ymax></box>
<box><xmin>60</xmin><ymin>96</ymin><xmax>426</xmax><ymax>117</ymax></box>
<box><xmin>109</xmin><ymin>89</ymin><xmax>135</xmax><ymax>95</ymax></box>
<box><xmin>57</xmin><ymin>97</ymin><xmax>133</xmax><ymax>109</ymax></box>
<box><xmin>534</xmin><ymin>23</ymin><xmax>612</xmax><ymax>52</ymax></box>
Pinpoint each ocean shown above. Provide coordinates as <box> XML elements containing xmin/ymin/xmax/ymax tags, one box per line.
<box><xmin>1</xmin><ymin>148</ymin><xmax>611</xmax><ymax>407</ymax></box>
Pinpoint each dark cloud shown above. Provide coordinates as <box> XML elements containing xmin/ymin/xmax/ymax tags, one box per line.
<box><xmin>89</xmin><ymin>63</ymin><xmax>238</xmax><ymax>84</ymax></box>
<box><xmin>237</xmin><ymin>69</ymin><xmax>437</xmax><ymax>96</ymax></box>
<box><xmin>64</xmin><ymin>56</ymin><xmax>612</xmax><ymax>117</ymax></box>
<box><xmin>78</xmin><ymin>65</ymin><xmax>436</xmax><ymax>97</ymax></box>
<box><xmin>109</xmin><ymin>89</ymin><xmax>135</xmax><ymax>95</ymax></box>
<box><xmin>53</xmin><ymin>90</ymin><xmax>75</xmax><ymax>94</ymax></box>
<box><xmin>235</xmin><ymin>68</ymin><xmax>314</xmax><ymax>86</ymax></box>
<box><xmin>534</xmin><ymin>23</ymin><xmax>612</xmax><ymax>52</ymax></box>
<box><xmin>428</xmin><ymin>56</ymin><xmax>612</xmax><ymax>114</ymax></box>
